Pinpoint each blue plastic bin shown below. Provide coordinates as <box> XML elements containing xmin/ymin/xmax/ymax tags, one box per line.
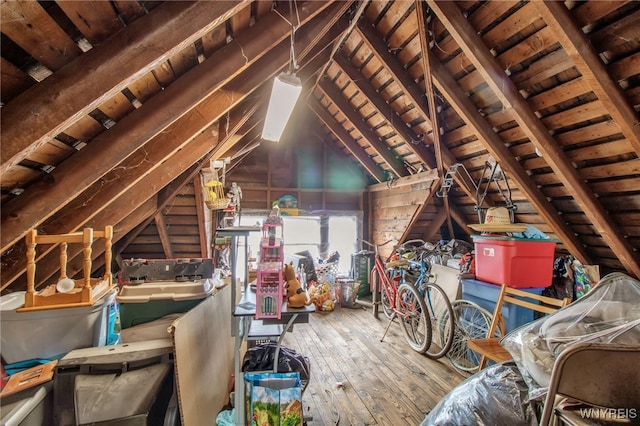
<box><xmin>461</xmin><ymin>278</ymin><xmax>545</xmax><ymax>333</ymax></box>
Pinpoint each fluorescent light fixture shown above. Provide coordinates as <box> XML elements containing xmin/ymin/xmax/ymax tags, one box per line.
<box><xmin>261</xmin><ymin>72</ymin><xmax>302</xmax><ymax>142</ymax></box>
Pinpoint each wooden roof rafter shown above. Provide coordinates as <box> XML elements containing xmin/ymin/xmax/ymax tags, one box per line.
<box><xmin>429</xmin><ymin>0</ymin><xmax>640</xmax><ymax>277</ymax></box>
<box><xmin>317</xmin><ymin>79</ymin><xmax>409</xmax><ymax>178</ymax></box>
<box><xmin>355</xmin><ymin>20</ymin><xmax>479</xmax><ymax>205</ymax></box>
<box><xmin>154</xmin><ymin>213</ymin><xmax>174</xmax><ymax>260</ymax></box>
<box><xmin>2</xmin><ymin>3</ymin><xmax>352</xmax><ymax>289</ymax></box>
<box><xmin>1</xmin><ymin>1</ymin><xmax>251</xmax><ymax>174</ymax></box>
<box><xmin>416</xmin><ymin>34</ymin><xmax>592</xmax><ymax>264</ymax></box>
<box><xmin>534</xmin><ymin>1</ymin><xmax>640</xmax><ymax>157</ymax></box>
<box><xmin>4</xmin><ymin>121</ymin><xmax>220</xmax><ymax>291</ymax></box>
<box><xmin>309</xmin><ymin>97</ymin><xmax>387</xmax><ymax>183</ymax></box>
<box><xmin>0</xmin><ymin>0</ymin><xmax>337</xmax><ymax>252</ymax></box>
<box><xmin>332</xmin><ymin>52</ymin><xmax>437</xmax><ymax>170</ymax></box>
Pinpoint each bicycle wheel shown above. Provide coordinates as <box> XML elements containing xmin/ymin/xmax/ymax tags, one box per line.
<box><xmin>423</xmin><ymin>283</ymin><xmax>455</xmax><ymax>359</ymax></box>
<box><xmin>372</xmin><ymin>268</ymin><xmax>395</xmax><ymax>319</ymax></box>
<box><xmin>396</xmin><ymin>283</ymin><xmax>431</xmax><ymax>353</ymax></box>
<box><xmin>445</xmin><ymin>300</ymin><xmax>497</xmax><ymax>375</ymax></box>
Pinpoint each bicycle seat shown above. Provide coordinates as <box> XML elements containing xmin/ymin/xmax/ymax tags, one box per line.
<box><xmin>386</xmin><ymin>259</ymin><xmax>409</xmax><ymax>268</ymax></box>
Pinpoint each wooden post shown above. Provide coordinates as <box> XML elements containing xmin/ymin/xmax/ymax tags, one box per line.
<box><xmin>59</xmin><ymin>242</ymin><xmax>68</xmax><ymax>280</ymax></box>
<box><xmin>82</xmin><ymin>228</ymin><xmax>93</xmax><ymax>291</ymax></box>
<box><xmin>25</xmin><ymin>230</ymin><xmax>37</xmax><ymax>306</ymax></box>
<box><xmin>103</xmin><ymin>225</ymin><xmax>113</xmax><ymax>285</ymax></box>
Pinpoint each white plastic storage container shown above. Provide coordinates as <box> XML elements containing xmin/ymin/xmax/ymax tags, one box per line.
<box><xmin>0</xmin><ymin>290</ymin><xmax>116</xmax><ymax>363</ymax></box>
<box><xmin>0</xmin><ymin>382</ymin><xmax>53</xmax><ymax>426</ymax></box>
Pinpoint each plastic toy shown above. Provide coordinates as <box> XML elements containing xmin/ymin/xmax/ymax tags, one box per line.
<box><xmin>283</xmin><ymin>262</ymin><xmax>311</xmax><ymax>308</ymax></box>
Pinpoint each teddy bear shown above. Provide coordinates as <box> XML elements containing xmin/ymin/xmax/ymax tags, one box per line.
<box><xmin>283</xmin><ymin>262</ymin><xmax>312</xmax><ymax>308</ymax></box>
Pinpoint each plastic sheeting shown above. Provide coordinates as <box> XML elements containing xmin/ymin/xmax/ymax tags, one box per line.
<box><xmin>502</xmin><ymin>272</ymin><xmax>640</xmax><ymax>400</ymax></box>
<box><xmin>421</xmin><ymin>273</ymin><xmax>640</xmax><ymax>425</ymax></box>
<box><xmin>421</xmin><ymin>362</ymin><xmax>539</xmax><ymax>426</ymax></box>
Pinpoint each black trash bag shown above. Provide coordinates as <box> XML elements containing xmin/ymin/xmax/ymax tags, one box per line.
<box><xmin>421</xmin><ymin>362</ymin><xmax>539</xmax><ymax>426</ymax></box>
<box><xmin>242</xmin><ymin>342</ymin><xmax>311</xmax><ymax>391</ymax></box>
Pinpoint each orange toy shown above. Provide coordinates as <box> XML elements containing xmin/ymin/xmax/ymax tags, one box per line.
<box><xmin>283</xmin><ymin>262</ymin><xmax>311</xmax><ymax>308</ymax></box>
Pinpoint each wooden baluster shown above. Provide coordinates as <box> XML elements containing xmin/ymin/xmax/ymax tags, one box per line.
<box><xmin>25</xmin><ymin>230</ymin><xmax>37</xmax><ymax>305</ymax></box>
<box><xmin>103</xmin><ymin>225</ymin><xmax>113</xmax><ymax>285</ymax></box>
<box><xmin>59</xmin><ymin>242</ymin><xmax>68</xmax><ymax>280</ymax></box>
<box><xmin>83</xmin><ymin>228</ymin><xmax>93</xmax><ymax>290</ymax></box>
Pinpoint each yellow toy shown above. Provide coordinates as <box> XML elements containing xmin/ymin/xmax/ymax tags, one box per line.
<box><xmin>283</xmin><ymin>262</ymin><xmax>311</xmax><ymax>308</ymax></box>
<box><xmin>308</xmin><ymin>281</ymin><xmax>335</xmax><ymax>312</ymax></box>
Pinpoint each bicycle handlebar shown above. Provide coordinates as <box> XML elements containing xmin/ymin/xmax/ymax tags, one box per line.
<box><xmin>386</xmin><ymin>258</ymin><xmax>409</xmax><ymax>268</ymax></box>
<box><xmin>400</xmin><ymin>239</ymin><xmax>426</xmax><ymax>247</ymax></box>
<box><xmin>359</xmin><ymin>239</ymin><xmax>394</xmax><ymax>250</ymax></box>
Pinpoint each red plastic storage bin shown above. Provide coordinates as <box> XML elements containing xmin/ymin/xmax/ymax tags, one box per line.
<box><xmin>472</xmin><ymin>236</ymin><xmax>557</xmax><ymax>288</ymax></box>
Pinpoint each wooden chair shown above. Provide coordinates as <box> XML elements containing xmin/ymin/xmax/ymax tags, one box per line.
<box><xmin>539</xmin><ymin>342</ymin><xmax>640</xmax><ymax>426</ymax></box>
<box><xmin>467</xmin><ymin>284</ymin><xmax>571</xmax><ymax>369</ymax></box>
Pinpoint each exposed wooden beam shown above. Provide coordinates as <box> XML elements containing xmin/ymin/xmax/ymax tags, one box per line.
<box><xmin>80</xmin><ymin>198</ymin><xmax>160</xmax><ymax>285</ymax></box>
<box><xmin>0</xmin><ymin>2</ymin><xmax>81</xmax><ymax>72</ymax></box>
<box><xmin>2</xmin><ymin>120</ymin><xmax>220</xmax><ymax>288</ymax></box>
<box><xmin>356</xmin><ymin>21</ymin><xmax>480</xmax><ymax>205</ymax></box>
<box><xmin>535</xmin><ymin>1</ymin><xmax>640</xmax><ymax>156</ymax></box>
<box><xmin>430</xmin><ymin>0</ymin><xmax>640</xmax><ymax>278</ymax></box>
<box><xmin>212</xmin><ymin>101</ymin><xmax>264</xmax><ymax>159</ymax></box>
<box><xmin>18</xmin><ymin>126</ymin><xmax>219</xmax><ymax>290</ymax></box>
<box><xmin>309</xmin><ymin>97</ymin><xmax>387</xmax><ymax>183</ymax></box>
<box><xmin>7</xmin><ymin>86</ymin><xmax>279</xmax><ymax>286</ymax></box>
<box><xmin>154</xmin><ymin>213</ymin><xmax>174</xmax><ymax>259</ymax></box>
<box><xmin>1</xmin><ymin>1</ymin><xmax>250</xmax><ymax>174</ymax></box>
<box><xmin>426</xmin><ymin>36</ymin><xmax>592</xmax><ymax>263</ymax></box>
<box><xmin>311</xmin><ymin>126</ymin><xmax>366</xmax><ymax>172</ymax></box>
<box><xmin>415</xmin><ymin>0</ymin><xmax>453</xmax><ymax>238</ymax></box>
<box><xmin>192</xmin><ymin>173</ymin><xmax>211</xmax><ymax>259</ymax></box>
<box><xmin>0</xmin><ymin>114</ymin><xmax>219</xmax><ymax>286</ymax></box>
<box><xmin>369</xmin><ymin>168</ymin><xmax>439</xmax><ymax>192</ymax></box>
<box><xmin>318</xmin><ymin>80</ymin><xmax>409</xmax><ymax>177</ymax></box>
<box><xmin>422</xmin><ymin>207</ymin><xmax>448</xmax><ymax>243</ymax></box>
<box><xmin>309</xmin><ymin>0</ymin><xmax>371</xmax><ymax>95</ymax></box>
<box><xmin>356</xmin><ymin>21</ymin><xmax>437</xmax><ymax>137</ymax></box>
<box><xmin>332</xmin><ymin>53</ymin><xmax>437</xmax><ymax>169</ymax></box>
<box><xmin>0</xmin><ymin>0</ymin><xmax>335</xmax><ymax>252</ymax></box>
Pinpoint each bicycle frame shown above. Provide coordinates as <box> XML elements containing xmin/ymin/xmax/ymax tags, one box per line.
<box><xmin>360</xmin><ymin>239</ymin><xmax>405</xmax><ymax>318</ymax></box>
<box><xmin>371</xmin><ymin>249</ymin><xmax>400</xmax><ymax>318</ymax></box>
<box><xmin>361</xmin><ymin>239</ymin><xmax>432</xmax><ymax>353</ymax></box>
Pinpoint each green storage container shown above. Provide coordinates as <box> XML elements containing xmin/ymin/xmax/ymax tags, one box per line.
<box><xmin>351</xmin><ymin>251</ymin><xmax>374</xmax><ymax>298</ymax></box>
<box><xmin>117</xmin><ymin>280</ymin><xmax>214</xmax><ymax>329</ymax></box>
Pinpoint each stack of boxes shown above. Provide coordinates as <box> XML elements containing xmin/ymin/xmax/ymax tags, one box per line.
<box><xmin>465</xmin><ymin>235</ymin><xmax>558</xmax><ymax>332</ymax></box>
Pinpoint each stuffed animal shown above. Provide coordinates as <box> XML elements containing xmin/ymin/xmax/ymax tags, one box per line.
<box><xmin>283</xmin><ymin>262</ymin><xmax>311</xmax><ymax>308</ymax></box>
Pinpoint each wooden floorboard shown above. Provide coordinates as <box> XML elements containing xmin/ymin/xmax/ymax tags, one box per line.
<box><xmin>281</xmin><ymin>303</ymin><xmax>464</xmax><ymax>426</ymax></box>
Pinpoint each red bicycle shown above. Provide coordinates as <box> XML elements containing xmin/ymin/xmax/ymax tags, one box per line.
<box><xmin>361</xmin><ymin>239</ymin><xmax>431</xmax><ymax>353</ymax></box>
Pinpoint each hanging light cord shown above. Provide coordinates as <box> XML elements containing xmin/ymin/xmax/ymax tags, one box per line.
<box><xmin>275</xmin><ymin>1</ymin><xmax>300</xmax><ymax>74</ymax></box>
<box><xmin>289</xmin><ymin>0</ymin><xmax>299</xmax><ymax>73</ymax></box>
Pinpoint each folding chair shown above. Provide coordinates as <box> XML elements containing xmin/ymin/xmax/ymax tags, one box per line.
<box><xmin>467</xmin><ymin>284</ymin><xmax>570</xmax><ymax>369</ymax></box>
<box><xmin>539</xmin><ymin>342</ymin><xmax>640</xmax><ymax>426</ymax></box>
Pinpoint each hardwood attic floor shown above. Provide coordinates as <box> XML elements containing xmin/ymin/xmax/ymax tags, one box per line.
<box><xmin>281</xmin><ymin>303</ymin><xmax>465</xmax><ymax>426</ymax></box>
